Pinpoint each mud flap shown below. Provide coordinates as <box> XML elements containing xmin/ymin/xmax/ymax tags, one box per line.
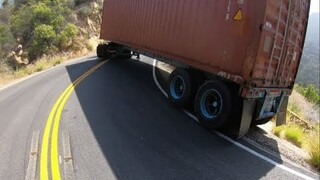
<box><xmin>276</xmin><ymin>96</ymin><xmax>288</xmax><ymax>126</ymax></box>
<box><xmin>237</xmin><ymin>99</ymin><xmax>256</xmax><ymax>139</ymax></box>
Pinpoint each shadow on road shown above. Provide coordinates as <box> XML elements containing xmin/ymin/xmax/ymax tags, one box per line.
<box><xmin>154</xmin><ymin>60</ymin><xmax>285</xmax><ymax>160</ymax></box>
<box><xmin>65</xmin><ymin>57</ymin><xmax>283</xmax><ymax>180</ymax></box>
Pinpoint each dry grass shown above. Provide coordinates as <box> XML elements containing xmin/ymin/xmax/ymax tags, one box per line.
<box><xmin>13</xmin><ymin>58</ymin><xmax>51</xmax><ymax>78</ymax></box>
<box><xmin>304</xmin><ymin>125</ymin><xmax>320</xmax><ymax>170</ymax></box>
<box><xmin>0</xmin><ymin>62</ymin><xmax>13</xmax><ymax>84</ymax></box>
<box><xmin>52</xmin><ymin>57</ymin><xmax>63</xmax><ymax>66</ymax></box>
<box><xmin>86</xmin><ymin>36</ymin><xmax>99</xmax><ymax>52</ymax></box>
<box><xmin>0</xmin><ymin>50</ymin><xmax>93</xmax><ymax>88</ymax></box>
<box><xmin>288</xmin><ymin>101</ymin><xmax>304</xmax><ymax>118</ymax></box>
<box><xmin>289</xmin><ymin>91</ymin><xmax>320</xmax><ymax>123</ymax></box>
<box><xmin>273</xmin><ymin>122</ymin><xmax>320</xmax><ymax>171</ymax></box>
<box><xmin>273</xmin><ymin>125</ymin><xmax>286</xmax><ymax>137</ymax></box>
<box><xmin>284</xmin><ymin>125</ymin><xmax>304</xmax><ymax>147</ymax></box>
<box><xmin>284</xmin><ymin>98</ymin><xmax>320</xmax><ymax>171</ymax></box>
<box><xmin>273</xmin><ymin>124</ymin><xmax>304</xmax><ymax>147</ymax></box>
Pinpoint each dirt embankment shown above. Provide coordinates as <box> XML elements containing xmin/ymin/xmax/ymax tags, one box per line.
<box><xmin>289</xmin><ymin>91</ymin><xmax>320</xmax><ymax>124</ymax></box>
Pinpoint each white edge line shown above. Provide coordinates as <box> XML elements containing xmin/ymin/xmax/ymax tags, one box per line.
<box><xmin>152</xmin><ymin>59</ymin><xmax>315</xmax><ymax>180</ymax></box>
<box><xmin>242</xmin><ymin>136</ymin><xmax>319</xmax><ymax>177</ymax></box>
<box><xmin>214</xmin><ymin>131</ymin><xmax>314</xmax><ymax>180</ymax></box>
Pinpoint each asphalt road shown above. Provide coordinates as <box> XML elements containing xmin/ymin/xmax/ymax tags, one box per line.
<box><xmin>0</xmin><ymin>55</ymin><xmax>318</xmax><ymax>180</ymax></box>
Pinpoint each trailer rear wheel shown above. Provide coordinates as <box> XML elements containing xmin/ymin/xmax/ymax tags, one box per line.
<box><xmin>194</xmin><ymin>80</ymin><xmax>231</xmax><ymax>129</ymax></box>
<box><xmin>168</xmin><ymin>68</ymin><xmax>194</xmax><ymax>107</ymax></box>
<box><xmin>97</xmin><ymin>44</ymin><xmax>109</xmax><ymax>58</ymax></box>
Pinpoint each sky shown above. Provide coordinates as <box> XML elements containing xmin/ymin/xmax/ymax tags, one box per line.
<box><xmin>310</xmin><ymin>0</ymin><xmax>320</xmax><ymax>14</ymax></box>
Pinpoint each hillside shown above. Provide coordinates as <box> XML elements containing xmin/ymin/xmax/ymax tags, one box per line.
<box><xmin>296</xmin><ymin>13</ymin><xmax>320</xmax><ymax>87</ymax></box>
<box><xmin>0</xmin><ymin>0</ymin><xmax>102</xmax><ymax>73</ymax></box>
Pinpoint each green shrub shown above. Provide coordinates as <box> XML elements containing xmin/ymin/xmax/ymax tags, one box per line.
<box><xmin>285</xmin><ymin>125</ymin><xmax>304</xmax><ymax>147</ymax></box>
<box><xmin>10</xmin><ymin>4</ymin><xmax>34</xmax><ymax>40</ymax></box>
<box><xmin>31</xmin><ymin>2</ymin><xmax>54</xmax><ymax>26</ymax></box>
<box><xmin>10</xmin><ymin>0</ymin><xmax>71</xmax><ymax>61</ymax></box>
<box><xmin>75</xmin><ymin>0</ymin><xmax>92</xmax><ymax>6</ymax></box>
<box><xmin>273</xmin><ymin>124</ymin><xmax>304</xmax><ymax>147</ymax></box>
<box><xmin>78</xmin><ymin>6</ymin><xmax>93</xmax><ymax>19</ymax></box>
<box><xmin>304</xmin><ymin>85</ymin><xmax>320</xmax><ymax>104</ymax></box>
<box><xmin>294</xmin><ymin>84</ymin><xmax>320</xmax><ymax>105</ymax></box>
<box><xmin>58</xmin><ymin>23</ymin><xmax>78</xmax><ymax>50</ymax></box>
<box><xmin>64</xmin><ymin>24</ymin><xmax>78</xmax><ymax>37</ymax></box>
<box><xmin>28</xmin><ymin>24</ymin><xmax>56</xmax><ymax>59</ymax></box>
<box><xmin>34</xmin><ymin>25</ymin><xmax>56</xmax><ymax>42</ymax></box>
<box><xmin>51</xmin><ymin>15</ymin><xmax>65</xmax><ymax>31</ymax></box>
<box><xmin>273</xmin><ymin>125</ymin><xmax>286</xmax><ymax>137</ymax></box>
<box><xmin>0</xmin><ymin>24</ymin><xmax>15</xmax><ymax>58</ymax></box>
<box><xmin>61</xmin><ymin>23</ymin><xmax>78</xmax><ymax>42</ymax></box>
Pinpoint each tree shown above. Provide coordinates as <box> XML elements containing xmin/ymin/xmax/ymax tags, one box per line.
<box><xmin>10</xmin><ymin>0</ymin><xmax>71</xmax><ymax>60</ymax></box>
<box><xmin>28</xmin><ymin>24</ymin><xmax>56</xmax><ymax>59</ymax></box>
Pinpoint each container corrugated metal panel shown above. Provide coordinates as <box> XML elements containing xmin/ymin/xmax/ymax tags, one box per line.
<box><xmin>253</xmin><ymin>0</ymin><xmax>310</xmax><ymax>88</ymax></box>
<box><xmin>100</xmin><ymin>0</ymin><xmax>310</xmax><ymax>89</ymax></box>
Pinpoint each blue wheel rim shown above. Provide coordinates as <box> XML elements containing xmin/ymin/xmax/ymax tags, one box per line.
<box><xmin>200</xmin><ymin>89</ymin><xmax>223</xmax><ymax>120</ymax></box>
<box><xmin>170</xmin><ymin>75</ymin><xmax>185</xmax><ymax>100</ymax></box>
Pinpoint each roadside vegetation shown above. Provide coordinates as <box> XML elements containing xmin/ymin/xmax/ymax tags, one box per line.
<box><xmin>273</xmin><ymin>124</ymin><xmax>304</xmax><ymax>147</ymax></box>
<box><xmin>294</xmin><ymin>84</ymin><xmax>320</xmax><ymax>105</ymax></box>
<box><xmin>271</xmin><ymin>83</ymin><xmax>320</xmax><ymax>171</ymax></box>
<box><xmin>0</xmin><ymin>0</ymin><xmax>103</xmax><ymax>85</ymax></box>
<box><xmin>273</xmin><ymin>99</ymin><xmax>320</xmax><ymax>170</ymax></box>
<box><xmin>1</xmin><ymin>0</ymin><xmax>319</xmax><ymax>172</ymax></box>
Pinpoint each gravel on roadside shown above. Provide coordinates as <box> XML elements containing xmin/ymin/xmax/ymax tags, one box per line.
<box><xmin>244</xmin><ymin>122</ymin><xmax>318</xmax><ymax>174</ymax></box>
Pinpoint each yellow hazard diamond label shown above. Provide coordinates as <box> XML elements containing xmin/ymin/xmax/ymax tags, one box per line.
<box><xmin>233</xmin><ymin>9</ymin><xmax>242</xmax><ymax>20</ymax></box>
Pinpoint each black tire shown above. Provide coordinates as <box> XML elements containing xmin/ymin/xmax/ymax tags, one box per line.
<box><xmin>119</xmin><ymin>49</ymin><xmax>132</xmax><ymax>59</ymax></box>
<box><xmin>96</xmin><ymin>44</ymin><xmax>109</xmax><ymax>58</ymax></box>
<box><xmin>194</xmin><ymin>80</ymin><xmax>232</xmax><ymax>129</ymax></box>
<box><xmin>251</xmin><ymin>117</ymin><xmax>273</xmax><ymax>126</ymax></box>
<box><xmin>168</xmin><ymin>68</ymin><xmax>195</xmax><ymax>107</ymax></box>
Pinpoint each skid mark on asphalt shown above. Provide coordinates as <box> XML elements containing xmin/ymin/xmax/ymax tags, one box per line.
<box><xmin>152</xmin><ymin>59</ymin><xmax>315</xmax><ymax>180</ymax></box>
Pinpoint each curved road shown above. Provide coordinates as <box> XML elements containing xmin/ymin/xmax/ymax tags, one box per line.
<box><xmin>0</xmin><ymin>55</ymin><xmax>318</xmax><ymax>180</ymax></box>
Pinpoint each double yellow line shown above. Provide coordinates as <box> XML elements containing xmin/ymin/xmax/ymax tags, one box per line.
<box><xmin>40</xmin><ymin>61</ymin><xmax>107</xmax><ymax>180</ymax></box>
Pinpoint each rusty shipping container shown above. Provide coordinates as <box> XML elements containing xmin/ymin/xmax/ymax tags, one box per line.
<box><xmin>100</xmin><ymin>0</ymin><xmax>310</xmax><ymax>89</ymax></box>
<box><xmin>98</xmin><ymin>0</ymin><xmax>310</xmax><ymax>137</ymax></box>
